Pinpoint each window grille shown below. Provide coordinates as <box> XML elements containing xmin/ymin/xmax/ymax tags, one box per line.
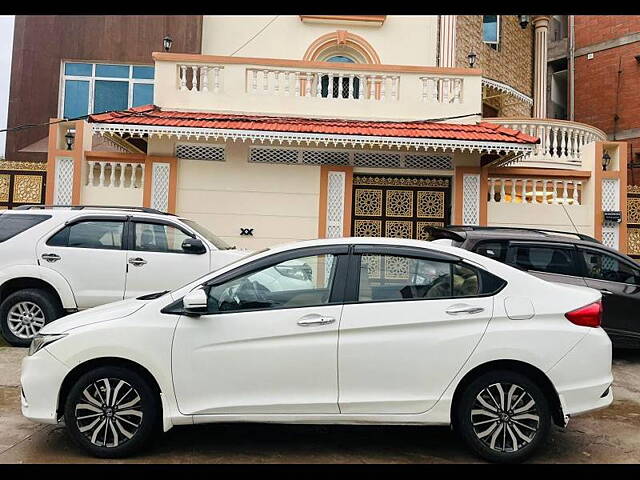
<box><xmin>176</xmin><ymin>144</ymin><xmax>225</xmax><ymax>162</ymax></box>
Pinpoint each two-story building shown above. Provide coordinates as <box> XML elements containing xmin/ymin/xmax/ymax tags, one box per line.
<box><xmin>44</xmin><ymin>15</ymin><xmax>628</xmax><ymax>253</ymax></box>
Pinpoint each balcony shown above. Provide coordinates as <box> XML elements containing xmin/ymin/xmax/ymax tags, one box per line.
<box><xmin>484</xmin><ymin>118</ymin><xmax>607</xmax><ymax>170</ymax></box>
<box><xmin>152</xmin><ymin>52</ymin><xmax>483</xmax><ymax>122</ymax></box>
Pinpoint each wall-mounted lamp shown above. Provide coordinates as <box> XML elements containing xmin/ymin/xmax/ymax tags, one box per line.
<box><xmin>602</xmin><ymin>151</ymin><xmax>611</xmax><ymax>171</ymax></box>
<box><xmin>467</xmin><ymin>50</ymin><xmax>477</xmax><ymax>68</ymax></box>
<box><xmin>163</xmin><ymin>35</ymin><xmax>173</xmax><ymax>52</ymax></box>
<box><xmin>64</xmin><ymin>129</ymin><xmax>75</xmax><ymax>151</ymax></box>
<box><xmin>517</xmin><ymin>15</ymin><xmax>530</xmax><ymax>29</ymax></box>
<box><xmin>635</xmin><ymin>54</ymin><xmax>640</xmax><ymax>64</ymax></box>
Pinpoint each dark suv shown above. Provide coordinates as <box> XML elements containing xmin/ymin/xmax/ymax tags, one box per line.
<box><xmin>427</xmin><ymin>225</ymin><xmax>640</xmax><ymax>349</ymax></box>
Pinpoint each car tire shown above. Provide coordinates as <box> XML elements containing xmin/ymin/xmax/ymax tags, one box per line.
<box><xmin>0</xmin><ymin>288</ymin><xmax>63</xmax><ymax>347</ymax></box>
<box><xmin>64</xmin><ymin>366</ymin><xmax>159</xmax><ymax>458</ymax></box>
<box><xmin>454</xmin><ymin>370</ymin><xmax>551</xmax><ymax>463</ymax></box>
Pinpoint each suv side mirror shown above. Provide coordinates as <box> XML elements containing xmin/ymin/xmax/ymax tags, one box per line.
<box><xmin>182</xmin><ymin>237</ymin><xmax>206</xmax><ymax>254</ymax></box>
<box><xmin>183</xmin><ymin>288</ymin><xmax>208</xmax><ymax>316</ymax></box>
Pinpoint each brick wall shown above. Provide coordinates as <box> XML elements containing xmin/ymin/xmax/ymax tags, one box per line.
<box><xmin>575</xmin><ymin>15</ymin><xmax>640</xmax><ymax>48</ymax></box>
<box><xmin>456</xmin><ymin>15</ymin><xmax>533</xmax><ymax>117</ymax></box>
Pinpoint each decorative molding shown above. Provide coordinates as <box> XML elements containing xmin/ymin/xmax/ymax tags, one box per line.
<box><xmin>0</xmin><ymin>161</ymin><xmax>48</xmax><ymax>171</ymax></box>
<box><xmin>353</xmin><ymin>175</ymin><xmax>450</xmax><ymax>188</ymax></box>
<box><xmin>299</xmin><ymin>15</ymin><xmax>386</xmax><ymax>27</ymax></box>
<box><xmin>482</xmin><ymin>78</ymin><xmax>533</xmax><ymax>106</ymax></box>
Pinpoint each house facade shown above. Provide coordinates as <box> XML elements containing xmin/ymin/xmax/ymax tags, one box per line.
<box><xmin>43</xmin><ymin>15</ymin><xmax>628</xmax><ymax>253</ymax></box>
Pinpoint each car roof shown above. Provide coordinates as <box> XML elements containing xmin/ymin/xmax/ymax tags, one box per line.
<box><xmin>6</xmin><ymin>206</ymin><xmax>176</xmax><ymax>220</ymax></box>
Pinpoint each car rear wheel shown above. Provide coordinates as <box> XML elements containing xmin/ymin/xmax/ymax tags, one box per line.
<box><xmin>0</xmin><ymin>288</ymin><xmax>63</xmax><ymax>347</ymax></box>
<box><xmin>454</xmin><ymin>370</ymin><xmax>551</xmax><ymax>463</ymax></box>
<box><xmin>64</xmin><ymin>366</ymin><xmax>159</xmax><ymax>458</ymax></box>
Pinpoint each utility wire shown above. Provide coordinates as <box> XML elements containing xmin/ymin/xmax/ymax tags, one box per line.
<box><xmin>229</xmin><ymin>16</ymin><xmax>279</xmax><ymax>57</ymax></box>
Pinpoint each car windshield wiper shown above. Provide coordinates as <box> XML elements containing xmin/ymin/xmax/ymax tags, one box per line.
<box><xmin>136</xmin><ymin>290</ymin><xmax>171</xmax><ymax>300</ymax></box>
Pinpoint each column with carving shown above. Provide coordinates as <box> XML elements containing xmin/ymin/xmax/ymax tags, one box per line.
<box><xmin>532</xmin><ymin>16</ymin><xmax>550</xmax><ymax>118</ymax></box>
<box><xmin>438</xmin><ymin>15</ymin><xmax>457</xmax><ymax>68</ymax></box>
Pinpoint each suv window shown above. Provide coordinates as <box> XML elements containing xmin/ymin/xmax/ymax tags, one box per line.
<box><xmin>580</xmin><ymin>248</ymin><xmax>640</xmax><ymax>285</ymax></box>
<box><xmin>47</xmin><ymin>220</ymin><xmax>124</xmax><ymax>249</ymax></box>
<box><xmin>473</xmin><ymin>241</ymin><xmax>508</xmax><ymax>262</ymax></box>
<box><xmin>134</xmin><ymin>222</ymin><xmax>192</xmax><ymax>253</ymax></box>
<box><xmin>206</xmin><ymin>254</ymin><xmax>337</xmax><ymax>313</ymax></box>
<box><xmin>0</xmin><ymin>214</ymin><xmax>51</xmax><ymax>242</ymax></box>
<box><xmin>357</xmin><ymin>254</ymin><xmax>505</xmax><ymax>302</ymax></box>
<box><xmin>507</xmin><ymin>244</ymin><xmax>578</xmax><ymax>276</ymax></box>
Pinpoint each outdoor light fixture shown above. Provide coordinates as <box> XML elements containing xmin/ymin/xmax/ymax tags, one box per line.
<box><xmin>467</xmin><ymin>50</ymin><xmax>477</xmax><ymax>68</ymax></box>
<box><xmin>517</xmin><ymin>15</ymin><xmax>530</xmax><ymax>29</ymax></box>
<box><xmin>163</xmin><ymin>35</ymin><xmax>173</xmax><ymax>52</ymax></box>
<box><xmin>602</xmin><ymin>151</ymin><xmax>612</xmax><ymax>171</ymax></box>
<box><xmin>64</xmin><ymin>129</ymin><xmax>75</xmax><ymax>151</ymax></box>
<box><xmin>635</xmin><ymin>54</ymin><xmax>640</xmax><ymax>64</ymax></box>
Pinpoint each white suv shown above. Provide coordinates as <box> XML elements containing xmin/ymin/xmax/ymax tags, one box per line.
<box><xmin>0</xmin><ymin>205</ymin><xmax>255</xmax><ymax>346</ymax></box>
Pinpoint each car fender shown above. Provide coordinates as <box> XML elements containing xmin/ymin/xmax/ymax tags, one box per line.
<box><xmin>0</xmin><ymin>265</ymin><xmax>77</xmax><ymax>310</ymax></box>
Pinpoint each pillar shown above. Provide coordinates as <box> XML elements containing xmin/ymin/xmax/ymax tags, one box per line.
<box><xmin>533</xmin><ymin>15</ymin><xmax>550</xmax><ymax>119</ymax></box>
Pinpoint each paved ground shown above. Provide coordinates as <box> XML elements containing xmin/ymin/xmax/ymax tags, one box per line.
<box><xmin>0</xmin><ymin>343</ymin><xmax>639</xmax><ymax>464</ymax></box>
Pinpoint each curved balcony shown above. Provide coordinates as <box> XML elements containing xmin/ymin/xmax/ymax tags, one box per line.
<box><xmin>483</xmin><ymin>118</ymin><xmax>607</xmax><ymax>169</ymax></box>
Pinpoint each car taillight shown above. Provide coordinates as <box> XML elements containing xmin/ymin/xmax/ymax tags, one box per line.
<box><xmin>565</xmin><ymin>301</ymin><xmax>602</xmax><ymax>328</ymax></box>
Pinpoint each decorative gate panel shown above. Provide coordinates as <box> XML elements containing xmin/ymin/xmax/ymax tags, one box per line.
<box><xmin>0</xmin><ymin>161</ymin><xmax>47</xmax><ymax>210</ymax></box>
<box><xmin>351</xmin><ymin>174</ymin><xmax>451</xmax><ymax>241</ymax></box>
<box><xmin>627</xmin><ymin>186</ymin><xmax>640</xmax><ymax>259</ymax></box>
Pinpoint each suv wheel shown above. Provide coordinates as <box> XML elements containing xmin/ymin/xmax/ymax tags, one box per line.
<box><xmin>64</xmin><ymin>366</ymin><xmax>159</xmax><ymax>458</ymax></box>
<box><xmin>454</xmin><ymin>370</ymin><xmax>551</xmax><ymax>463</ymax></box>
<box><xmin>0</xmin><ymin>289</ymin><xmax>63</xmax><ymax>347</ymax></box>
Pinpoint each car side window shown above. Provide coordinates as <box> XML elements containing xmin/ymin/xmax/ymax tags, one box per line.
<box><xmin>473</xmin><ymin>241</ymin><xmax>508</xmax><ymax>262</ymax></box>
<box><xmin>46</xmin><ymin>221</ymin><xmax>124</xmax><ymax>250</ymax></box>
<box><xmin>134</xmin><ymin>222</ymin><xmax>192</xmax><ymax>253</ymax></box>
<box><xmin>580</xmin><ymin>249</ymin><xmax>640</xmax><ymax>285</ymax></box>
<box><xmin>206</xmin><ymin>254</ymin><xmax>338</xmax><ymax>313</ymax></box>
<box><xmin>507</xmin><ymin>244</ymin><xmax>578</xmax><ymax>276</ymax></box>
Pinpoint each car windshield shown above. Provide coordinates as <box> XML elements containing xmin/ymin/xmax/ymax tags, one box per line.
<box><xmin>180</xmin><ymin>219</ymin><xmax>232</xmax><ymax>250</ymax></box>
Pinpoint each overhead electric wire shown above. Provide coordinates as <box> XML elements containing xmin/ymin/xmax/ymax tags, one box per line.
<box><xmin>229</xmin><ymin>16</ymin><xmax>280</xmax><ymax>57</ymax></box>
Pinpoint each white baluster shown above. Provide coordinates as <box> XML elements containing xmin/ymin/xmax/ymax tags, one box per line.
<box><xmin>200</xmin><ymin>66</ymin><xmax>209</xmax><ymax>93</ymax></box>
<box><xmin>453</xmin><ymin>78</ymin><xmax>462</xmax><ymax>103</ymax></box>
<box><xmin>139</xmin><ymin>164</ymin><xmax>145</xmax><ymax>189</ymax></box>
<box><xmin>328</xmin><ymin>73</ymin><xmax>334</xmax><ymax>98</ymax></box>
<box><xmin>179</xmin><ymin>66</ymin><xmax>187</xmax><ymax>91</ymax></box>
<box><xmin>347</xmin><ymin>74</ymin><xmax>354</xmax><ymax>99</ymax></box>
<box><xmin>212</xmin><ymin>67</ymin><xmax>220</xmax><ymax>93</ymax></box>
<box><xmin>87</xmin><ymin>161</ymin><xmax>95</xmax><ymax>186</ymax></box>
<box><xmin>294</xmin><ymin>72</ymin><xmax>300</xmax><ymax>97</ymax></box>
<box><xmin>392</xmin><ymin>76</ymin><xmax>399</xmax><ymax>101</ymax></box>
<box><xmin>544</xmin><ymin>126</ymin><xmax>551</xmax><ymax>157</ymax></box>
<box><xmin>190</xmin><ymin>66</ymin><xmax>199</xmax><ymax>92</ymax></box>
<box><xmin>316</xmin><ymin>73</ymin><xmax>322</xmax><ymax>98</ymax></box>
<box><xmin>574</xmin><ymin>181</ymin><xmax>581</xmax><ymax>205</ymax></box>
<box><xmin>489</xmin><ymin>178</ymin><xmax>496</xmax><ymax>202</ymax></box>
<box><xmin>251</xmin><ymin>70</ymin><xmax>258</xmax><ymax>94</ymax></box>
<box><xmin>305</xmin><ymin>73</ymin><xmax>312</xmax><ymax>97</ymax></box>
<box><xmin>109</xmin><ymin>162</ymin><xmax>115</xmax><ymax>187</ymax></box>
<box><xmin>531</xmin><ymin>179</ymin><xmax>538</xmax><ymax>204</ymax></box>
<box><xmin>359</xmin><ymin>75</ymin><xmax>367</xmax><ymax>100</ymax></box>
<box><xmin>273</xmin><ymin>71</ymin><xmax>280</xmax><ymax>95</ymax></box>
<box><xmin>551</xmin><ymin>180</ymin><xmax>558</xmax><ymax>204</ymax></box>
<box><xmin>560</xmin><ymin>128</ymin><xmax>567</xmax><ymax>158</ymax></box>
<box><xmin>98</xmin><ymin>162</ymin><xmax>106</xmax><ymax>187</ymax></box>
<box><xmin>442</xmin><ymin>78</ymin><xmax>450</xmax><ymax>103</ymax></box>
<box><xmin>511</xmin><ymin>178</ymin><xmax>517</xmax><ymax>203</ymax></box>
<box><xmin>432</xmin><ymin>78</ymin><xmax>439</xmax><ymax>102</ymax></box>
<box><xmin>263</xmin><ymin>70</ymin><xmax>269</xmax><ymax>95</ymax></box>
<box><xmin>337</xmin><ymin>73</ymin><xmax>343</xmax><ymax>99</ymax></box>
<box><xmin>542</xmin><ymin>179</ymin><xmax>548</xmax><ymax>204</ymax></box>
<box><xmin>284</xmin><ymin>71</ymin><xmax>290</xmax><ymax>96</ymax></box>
<box><xmin>499</xmin><ymin>178</ymin><xmax>506</xmax><ymax>203</ymax></box>
<box><xmin>562</xmin><ymin>180</ymin><xmax>569</xmax><ymax>203</ymax></box>
<box><xmin>421</xmin><ymin>78</ymin><xmax>428</xmax><ymax>102</ymax></box>
<box><xmin>380</xmin><ymin>76</ymin><xmax>386</xmax><ymax>101</ymax></box>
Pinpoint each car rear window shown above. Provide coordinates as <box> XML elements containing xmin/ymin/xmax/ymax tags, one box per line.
<box><xmin>0</xmin><ymin>214</ymin><xmax>51</xmax><ymax>243</ymax></box>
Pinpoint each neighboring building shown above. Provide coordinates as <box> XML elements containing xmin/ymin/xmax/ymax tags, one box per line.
<box><xmin>1</xmin><ymin>15</ymin><xmax>202</xmax><ymax>209</ymax></box>
<box><xmin>27</xmin><ymin>16</ymin><xmax>631</xmax><ymax>255</ymax></box>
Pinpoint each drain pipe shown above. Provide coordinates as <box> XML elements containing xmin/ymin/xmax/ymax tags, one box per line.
<box><xmin>568</xmin><ymin>15</ymin><xmax>575</xmax><ymax>121</ymax></box>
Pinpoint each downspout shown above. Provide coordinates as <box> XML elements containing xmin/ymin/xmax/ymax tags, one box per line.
<box><xmin>568</xmin><ymin>15</ymin><xmax>575</xmax><ymax>121</ymax></box>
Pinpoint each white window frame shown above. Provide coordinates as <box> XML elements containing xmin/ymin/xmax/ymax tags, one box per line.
<box><xmin>482</xmin><ymin>15</ymin><xmax>501</xmax><ymax>50</ymax></box>
<box><xmin>58</xmin><ymin>61</ymin><xmax>155</xmax><ymax>119</ymax></box>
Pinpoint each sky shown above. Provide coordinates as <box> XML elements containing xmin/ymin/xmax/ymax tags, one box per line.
<box><xmin>0</xmin><ymin>16</ymin><xmax>14</xmax><ymax>158</ymax></box>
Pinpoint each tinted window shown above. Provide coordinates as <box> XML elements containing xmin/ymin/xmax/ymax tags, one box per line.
<box><xmin>508</xmin><ymin>245</ymin><xmax>578</xmax><ymax>276</ymax></box>
<box><xmin>473</xmin><ymin>241</ymin><xmax>508</xmax><ymax>262</ymax></box>
<box><xmin>0</xmin><ymin>214</ymin><xmax>51</xmax><ymax>243</ymax></box>
<box><xmin>47</xmin><ymin>221</ymin><xmax>124</xmax><ymax>249</ymax></box>
<box><xmin>134</xmin><ymin>223</ymin><xmax>193</xmax><ymax>253</ymax></box>
<box><xmin>580</xmin><ymin>249</ymin><xmax>640</xmax><ymax>285</ymax></box>
<box><xmin>207</xmin><ymin>254</ymin><xmax>337</xmax><ymax>313</ymax></box>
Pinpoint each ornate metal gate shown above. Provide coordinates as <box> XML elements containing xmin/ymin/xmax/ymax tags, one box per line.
<box><xmin>627</xmin><ymin>185</ymin><xmax>640</xmax><ymax>259</ymax></box>
<box><xmin>0</xmin><ymin>161</ymin><xmax>47</xmax><ymax>210</ymax></box>
<box><xmin>351</xmin><ymin>174</ymin><xmax>451</xmax><ymax>240</ymax></box>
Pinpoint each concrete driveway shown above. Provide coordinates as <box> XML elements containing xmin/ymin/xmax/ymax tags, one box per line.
<box><xmin>1</xmin><ymin>344</ymin><xmax>639</xmax><ymax>464</ymax></box>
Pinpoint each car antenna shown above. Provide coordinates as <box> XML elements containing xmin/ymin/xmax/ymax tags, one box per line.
<box><xmin>560</xmin><ymin>202</ymin><xmax>581</xmax><ymax>236</ymax></box>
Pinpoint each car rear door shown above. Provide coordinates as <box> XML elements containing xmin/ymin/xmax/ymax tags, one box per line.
<box><xmin>504</xmin><ymin>241</ymin><xmax>587</xmax><ymax>286</ymax></box>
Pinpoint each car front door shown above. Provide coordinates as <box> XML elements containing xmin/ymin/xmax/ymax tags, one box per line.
<box><xmin>36</xmin><ymin>217</ymin><xmax>128</xmax><ymax>309</ymax></box>
<box><xmin>337</xmin><ymin>245</ymin><xmax>498</xmax><ymax>414</ymax></box>
<box><xmin>171</xmin><ymin>246</ymin><xmax>348</xmax><ymax>415</ymax></box>
<box><xmin>505</xmin><ymin>241</ymin><xmax>586</xmax><ymax>286</ymax></box>
<box><xmin>123</xmin><ymin>219</ymin><xmax>211</xmax><ymax>299</ymax></box>
<box><xmin>578</xmin><ymin>246</ymin><xmax>640</xmax><ymax>345</ymax></box>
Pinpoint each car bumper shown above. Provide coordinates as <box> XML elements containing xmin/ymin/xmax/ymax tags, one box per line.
<box><xmin>21</xmin><ymin>349</ymin><xmax>70</xmax><ymax>424</ymax></box>
<box><xmin>548</xmin><ymin>328</ymin><xmax>614</xmax><ymax>417</ymax></box>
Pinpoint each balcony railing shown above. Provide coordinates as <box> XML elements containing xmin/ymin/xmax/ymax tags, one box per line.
<box><xmin>154</xmin><ymin>53</ymin><xmax>482</xmax><ymax>122</ymax></box>
<box><xmin>484</xmin><ymin>118</ymin><xmax>607</xmax><ymax>169</ymax></box>
<box><xmin>488</xmin><ymin>176</ymin><xmax>583</xmax><ymax>205</ymax></box>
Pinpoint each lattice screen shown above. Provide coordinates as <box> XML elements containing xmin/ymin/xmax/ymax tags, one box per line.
<box><xmin>250</xmin><ymin>148</ymin><xmax>299</xmax><ymax>164</ymax></box>
<box><xmin>462</xmin><ymin>174</ymin><xmax>480</xmax><ymax>225</ymax></box>
<box><xmin>54</xmin><ymin>158</ymin><xmax>74</xmax><ymax>204</ymax></box>
<box><xmin>352</xmin><ymin>152</ymin><xmax>402</xmax><ymax>168</ymax></box>
<box><xmin>601</xmin><ymin>178</ymin><xmax>620</xmax><ymax>249</ymax></box>
<box><xmin>151</xmin><ymin>163</ymin><xmax>170</xmax><ymax>212</ymax></box>
<box><xmin>176</xmin><ymin>144</ymin><xmax>225</xmax><ymax>162</ymax></box>
<box><xmin>326</xmin><ymin>171</ymin><xmax>346</xmax><ymax>238</ymax></box>
<box><xmin>302</xmin><ymin>150</ymin><xmax>349</xmax><ymax>166</ymax></box>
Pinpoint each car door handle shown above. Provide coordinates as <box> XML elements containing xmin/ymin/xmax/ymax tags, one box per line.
<box><xmin>41</xmin><ymin>253</ymin><xmax>61</xmax><ymax>263</ymax></box>
<box><xmin>128</xmin><ymin>257</ymin><xmax>147</xmax><ymax>267</ymax></box>
<box><xmin>599</xmin><ymin>289</ymin><xmax>613</xmax><ymax>295</ymax></box>
<box><xmin>297</xmin><ymin>315</ymin><xmax>336</xmax><ymax>327</ymax></box>
<box><xmin>446</xmin><ymin>305</ymin><xmax>485</xmax><ymax>315</ymax></box>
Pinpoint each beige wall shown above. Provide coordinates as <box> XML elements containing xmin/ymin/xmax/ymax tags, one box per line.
<box><xmin>488</xmin><ymin>202</ymin><xmax>594</xmax><ymax>237</ymax></box>
<box><xmin>201</xmin><ymin>15</ymin><xmax>439</xmax><ymax>66</ymax></box>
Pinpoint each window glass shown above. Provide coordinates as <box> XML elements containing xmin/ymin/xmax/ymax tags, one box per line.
<box><xmin>207</xmin><ymin>254</ymin><xmax>337</xmax><ymax>312</ymax></box>
<box><xmin>453</xmin><ymin>264</ymin><xmax>480</xmax><ymax>296</ymax></box>
<box><xmin>135</xmin><ymin>223</ymin><xmax>192</xmax><ymax>253</ymax></box>
<box><xmin>0</xmin><ymin>214</ymin><xmax>51</xmax><ymax>243</ymax></box>
<box><xmin>63</xmin><ymin>80</ymin><xmax>90</xmax><ymax>118</ymax></box>
<box><xmin>64</xmin><ymin>63</ymin><xmax>93</xmax><ymax>76</ymax></box>
<box><xmin>509</xmin><ymin>245</ymin><xmax>578</xmax><ymax>276</ymax></box>
<box><xmin>93</xmin><ymin>80</ymin><xmax>129</xmax><ymax>114</ymax></box>
<box><xmin>180</xmin><ymin>218</ymin><xmax>231</xmax><ymax>250</ymax></box>
<box><xmin>132</xmin><ymin>66</ymin><xmax>155</xmax><ymax>79</ymax></box>
<box><xmin>95</xmin><ymin>64</ymin><xmax>130</xmax><ymax>78</ymax></box>
<box><xmin>483</xmin><ymin>15</ymin><xmax>499</xmax><ymax>46</ymax></box>
<box><xmin>132</xmin><ymin>83</ymin><xmax>154</xmax><ymax>107</ymax></box>
<box><xmin>474</xmin><ymin>241</ymin><xmax>508</xmax><ymax>262</ymax></box>
<box><xmin>581</xmin><ymin>249</ymin><xmax>640</xmax><ymax>285</ymax></box>
<box><xmin>48</xmin><ymin>221</ymin><xmax>123</xmax><ymax>249</ymax></box>
<box><xmin>326</xmin><ymin>55</ymin><xmax>356</xmax><ymax>63</ymax></box>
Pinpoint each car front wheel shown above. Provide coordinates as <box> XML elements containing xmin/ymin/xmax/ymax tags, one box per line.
<box><xmin>0</xmin><ymin>288</ymin><xmax>63</xmax><ymax>347</ymax></box>
<box><xmin>64</xmin><ymin>366</ymin><xmax>159</xmax><ymax>458</ymax></box>
<box><xmin>454</xmin><ymin>370</ymin><xmax>551</xmax><ymax>463</ymax></box>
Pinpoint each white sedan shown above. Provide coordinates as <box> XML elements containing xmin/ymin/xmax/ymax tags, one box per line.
<box><xmin>21</xmin><ymin>237</ymin><xmax>613</xmax><ymax>463</ymax></box>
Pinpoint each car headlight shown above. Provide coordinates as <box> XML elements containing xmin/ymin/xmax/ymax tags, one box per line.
<box><xmin>28</xmin><ymin>334</ymin><xmax>67</xmax><ymax>356</ymax></box>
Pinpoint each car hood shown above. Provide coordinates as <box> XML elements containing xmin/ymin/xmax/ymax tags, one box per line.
<box><xmin>40</xmin><ymin>298</ymin><xmax>147</xmax><ymax>334</ymax></box>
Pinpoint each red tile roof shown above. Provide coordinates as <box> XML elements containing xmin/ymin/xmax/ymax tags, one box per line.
<box><xmin>89</xmin><ymin>105</ymin><xmax>539</xmax><ymax>144</ymax></box>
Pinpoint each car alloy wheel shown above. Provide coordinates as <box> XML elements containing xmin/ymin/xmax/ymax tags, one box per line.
<box><xmin>471</xmin><ymin>382</ymin><xmax>540</xmax><ymax>453</ymax></box>
<box><xmin>7</xmin><ymin>301</ymin><xmax>46</xmax><ymax>340</ymax></box>
<box><xmin>74</xmin><ymin>378</ymin><xmax>144</xmax><ymax>448</ymax></box>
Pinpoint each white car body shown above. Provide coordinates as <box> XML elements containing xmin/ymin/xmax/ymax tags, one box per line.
<box><xmin>22</xmin><ymin>237</ymin><xmax>612</xmax><ymax>440</ymax></box>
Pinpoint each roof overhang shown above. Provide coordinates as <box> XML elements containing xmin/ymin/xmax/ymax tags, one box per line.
<box><xmin>482</xmin><ymin>78</ymin><xmax>533</xmax><ymax>106</ymax></box>
<box><xmin>91</xmin><ymin>122</ymin><xmax>536</xmax><ymax>156</ymax></box>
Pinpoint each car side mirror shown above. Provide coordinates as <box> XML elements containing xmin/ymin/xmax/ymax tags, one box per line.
<box><xmin>182</xmin><ymin>288</ymin><xmax>208</xmax><ymax>316</ymax></box>
<box><xmin>182</xmin><ymin>237</ymin><xmax>206</xmax><ymax>254</ymax></box>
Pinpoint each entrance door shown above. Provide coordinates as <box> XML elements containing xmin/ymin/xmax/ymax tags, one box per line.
<box><xmin>351</xmin><ymin>174</ymin><xmax>452</xmax><ymax>241</ymax></box>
